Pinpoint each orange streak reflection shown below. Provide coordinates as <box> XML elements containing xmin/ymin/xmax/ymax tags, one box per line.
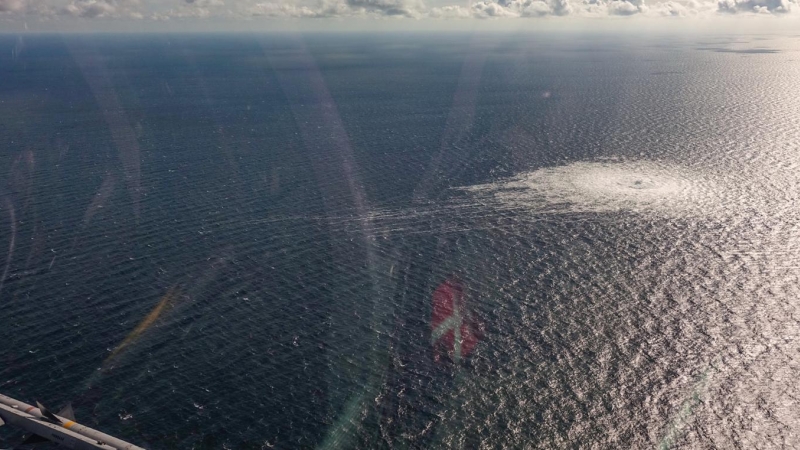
<box><xmin>106</xmin><ymin>286</ymin><xmax>180</xmax><ymax>363</ymax></box>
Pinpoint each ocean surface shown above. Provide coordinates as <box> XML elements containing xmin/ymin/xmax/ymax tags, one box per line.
<box><xmin>1</xmin><ymin>32</ymin><xmax>799</xmax><ymax>449</ymax></box>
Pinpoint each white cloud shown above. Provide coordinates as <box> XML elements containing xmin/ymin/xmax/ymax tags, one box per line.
<box><xmin>429</xmin><ymin>0</ymin><xmax>573</xmax><ymax>18</ymax></box>
<box><xmin>346</xmin><ymin>0</ymin><xmax>425</xmax><ymax>16</ymax></box>
<box><xmin>0</xmin><ymin>0</ymin><xmax>795</xmax><ymax>22</ymax></box>
<box><xmin>241</xmin><ymin>0</ymin><xmax>425</xmax><ymax>17</ymax></box>
<box><xmin>648</xmin><ymin>0</ymin><xmax>715</xmax><ymax>15</ymax></box>
<box><xmin>656</xmin><ymin>0</ymin><xmax>689</xmax><ymax>14</ymax></box>
<box><xmin>157</xmin><ymin>0</ymin><xmax>227</xmax><ymax>19</ymax></box>
<box><xmin>717</xmin><ymin>0</ymin><xmax>794</xmax><ymax>13</ymax></box>
<box><xmin>571</xmin><ymin>0</ymin><xmax>652</xmax><ymax>15</ymax></box>
<box><xmin>607</xmin><ymin>0</ymin><xmax>640</xmax><ymax>13</ymax></box>
<box><xmin>472</xmin><ymin>0</ymin><xmax>519</xmax><ymax>16</ymax></box>
<box><xmin>0</xmin><ymin>0</ymin><xmax>25</xmax><ymax>12</ymax></box>
<box><xmin>429</xmin><ymin>4</ymin><xmax>473</xmax><ymax>17</ymax></box>
<box><xmin>550</xmin><ymin>0</ymin><xmax>573</xmax><ymax>14</ymax></box>
<box><xmin>63</xmin><ymin>0</ymin><xmax>117</xmax><ymax>18</ymax></box>
<box><xmin>505</xmin><ymin>0</ymin><xmax>573</xmax><ymax>15</ymax></box>
<box><xmin>60</xmin><ymin>0</ymin><xmax>146</xmax><ymax>18</ymax></box>
<box><xmin>185</xmin><ymin>0</ymin><xmax>224</xmax><ymax>6</ymax></box>
<box><xmin>433</xmin><ymin>0</ymin><xmax>656</xmax><ymax>17</ymax></box>
<box><xmin>248</xmin><ymin>1</ymin><xmax>338</xmax><ymax>17</ymax></box>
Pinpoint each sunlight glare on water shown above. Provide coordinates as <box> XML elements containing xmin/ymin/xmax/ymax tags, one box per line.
<box><xmin>1</xmin><ymin>33</ymin><xmax>800</xmax><ymax>449</ymax></box>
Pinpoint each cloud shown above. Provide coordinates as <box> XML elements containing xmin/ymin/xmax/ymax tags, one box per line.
<box><xmin>248</xmin><ymin>1</ymin><xmax>339</xmax><ymax>17</ymax></box>
<box><xmin>656</xmin><ymin>0</ymin><xmax>689</xmax><ymax>14</ymax></box>
<box><xmin>246</xmin><ymin>0</ymin><xmax>424</xmax><ymax>17</ymax></box>
<box><xmin>430</xmin><ymin>0</ymin><xmax>573</xmax><ymax>17</ymax></box>
<box><xmin>346</xmin><ymin>0</ymin><xmax>424</xmax><ymax>16</ymax></box>
<box><xmin>248</xmin><ymin>2</ymin><xmax>347</xmax><ymax>18</ymax></box>
<box><xmin>641</xmin><ymin>0</ymin><xmax>717</xmax><ymax>15</ymax></box>
<box><xmin>607</xmin><ymin>0</ymin><xmax>640</xmax><ymax>13</ymax></box>
<box><xmin>472</xmin><ymin>0</ymin><xmax>519</xmax><ymax>16</ymax></box>
<box><xmin>182</xmin><ymin>0</ymin><xmax>225</xmax><ymax>9</ymax></box>
<box><xmin>648</xmin><ymin>0</ymin><xmax>715</xmax><ymax>15</ymax></box>
<box><xmin>0</xmin><ymin>0</ymin><xmax>25</xmax><ymax>12</ymax></box>
<box><xmin>247</xmin><ymin>0</ymin><xmax>570</xmax><ymax>18</ymax></box>
<box><xmin>63</xmin><ymin>0</ymin><xmax>117</xmax><ymax>18</ymax></box>
<box><xmin>0</xmin><ymin>0</ymin><xmax>793</xmax><ymax>22</ymax></box>
<box><xmin>61</xmin><ymin>0</ymin><xmax>146</xmax><ymax>18</ymax></box>
<box><xmin>717</xmin><ymin>0</ymin><xmax>794</xmax><ymax>13</ymax></box>
<box><xmin>429</xmin><ymin>4</ymin><xmax>473</xmax><ymax>17</ymax></box>
<box><xmin>575</xmin><ymin>0</ymin><xmax>648</xmax><ymax>15</ymax></box>
<box><xmin>607</xmin><ymin>0</ymin><xmax>646</xmax><ymax>14</ymax></box>
<box><xmin>155</xmin><ymin>0</ymin><xmax>226</xmax><ymax>19</ymax></box>
<box><xmin>503</xmin><ymin>0</ymin><xmax>573</xmax><ymax>15</ymax></box>
<box><xmin>550</xmin><ymin>0</ymin><xmax>573</xmax><ymax>14</ymax></box>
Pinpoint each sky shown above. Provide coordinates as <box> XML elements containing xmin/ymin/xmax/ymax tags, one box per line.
<box><xmin>0</xmin><ymin>0</ymin><xmax>798</xmax><ymax>32</ymax></box>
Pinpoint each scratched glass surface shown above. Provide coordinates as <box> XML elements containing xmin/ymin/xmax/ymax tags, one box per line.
<box><xmin>1</xmin><ymin>33</ymin><xmax>800</xmax><ymax>449</ymax></box>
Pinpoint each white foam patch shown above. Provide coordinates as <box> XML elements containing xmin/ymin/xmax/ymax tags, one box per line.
<box><xmin>462</xmin><ymin>160</ymin><xmax>719</xmax><ymax>216</ymax></box>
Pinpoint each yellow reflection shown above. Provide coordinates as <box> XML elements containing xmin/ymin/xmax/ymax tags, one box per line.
<box><xmin>107</xmin><ymin>286</ymin><xmax>180</xmax><ymax>362</ymax></box>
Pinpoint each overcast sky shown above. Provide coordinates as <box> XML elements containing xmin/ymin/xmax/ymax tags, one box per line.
<box><xmin>0</xmin><ymin>0</ymin><xmax>798</xmax><ymax>32</ymax></box>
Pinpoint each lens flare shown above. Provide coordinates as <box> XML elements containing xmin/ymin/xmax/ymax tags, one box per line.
<box><xmin>106</xmin><ymin>286</ymin><xmax>180</xmax><ymax>363</ymax></box>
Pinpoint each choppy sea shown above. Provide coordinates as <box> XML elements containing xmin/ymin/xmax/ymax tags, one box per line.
<box><xmin>1</xmin><ymin>32</ymin><xmax>800</xmax><ymax>449</ymax></box>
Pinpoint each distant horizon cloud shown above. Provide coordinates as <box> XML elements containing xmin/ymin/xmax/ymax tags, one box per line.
<box><xmin>0</xmin><ymin>0</ymin><xmax>797</xmax><ymax>24</ymax></box>
<box><xmin>0</xmin><ymin>0</ymin><xmax>25</xmax><ymax>12</ymax></box>
<box><xmin>717</xmin><ymin>0</ymin><xmax>794</xmax><ymax>13</ymax></box>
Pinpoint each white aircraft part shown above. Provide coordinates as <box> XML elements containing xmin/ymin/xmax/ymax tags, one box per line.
<box><xmin>0</xmin><ymin>394</ymin><xmax>145</xmax><ymax>450</ymax></box>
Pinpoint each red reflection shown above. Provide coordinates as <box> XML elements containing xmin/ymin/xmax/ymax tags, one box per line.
<box><xmin>431</xmin><ymin>276</ymin><xmax>483</xmax><ymax>364</ymax></box>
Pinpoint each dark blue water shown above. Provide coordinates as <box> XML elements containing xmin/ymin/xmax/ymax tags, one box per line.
<box><xmin>1</xmin><ymin>33</ymin><xmax>799</xmax><ymax>449</ymax></box>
